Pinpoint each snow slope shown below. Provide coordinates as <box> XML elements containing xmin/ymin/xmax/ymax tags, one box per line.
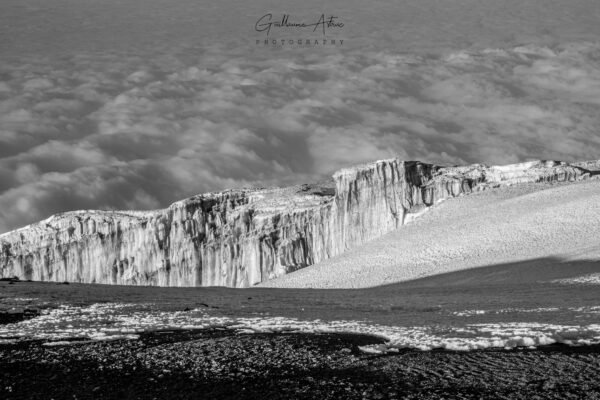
<box><xmin>263</xmin><ymin>178</ymin><xmax>600</xmax><ymax>288</ymax></box>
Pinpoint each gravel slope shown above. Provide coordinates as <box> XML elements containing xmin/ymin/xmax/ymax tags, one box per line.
<box><xmin>2</xmin><ymin>330</ymin><xmax>600</xmax><ymax>400</ymax></box>
<box><xmin>263</xmin><ymin>179</ymin><xmax>600</xmax><ymax>288</ymax></box>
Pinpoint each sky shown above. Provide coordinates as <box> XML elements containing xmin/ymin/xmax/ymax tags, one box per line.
<box><xmin>1</xmin><ymin>0</ymin><xmax>600</xmax><ymax>233</ymax></box>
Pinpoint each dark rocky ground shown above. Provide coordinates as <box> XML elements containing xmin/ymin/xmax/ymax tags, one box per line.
<box><xmin>2</xmin><ymin>329</ymin><xmax>600</xmax><ymax>400</ymax></box>
<box><xmin>0</xmin><ymin>308</ymin><xmax>39</xmax><ymax>325</ymax></box>
<box><xmin>2</xmin><ymin>278</ymin><xmax>600</xmax><ymax>399</ymax></box>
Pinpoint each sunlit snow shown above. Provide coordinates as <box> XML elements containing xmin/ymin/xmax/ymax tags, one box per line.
<box><xmin>2</xmin><ymin>303</ymin><xmax>600</xmax><ymax>352</ymax></box>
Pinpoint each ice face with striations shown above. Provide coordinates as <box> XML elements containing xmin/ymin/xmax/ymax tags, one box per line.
<box><xmin>0</xmin><ymin>159</ymin><xmax>597</xmax><ymax>287</ymax></box>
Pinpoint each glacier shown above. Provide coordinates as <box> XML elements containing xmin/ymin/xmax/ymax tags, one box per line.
<box><xmin>0</xmin><ymin>158</ymin><xmax>597</xmax><ymax>287</ymax></box>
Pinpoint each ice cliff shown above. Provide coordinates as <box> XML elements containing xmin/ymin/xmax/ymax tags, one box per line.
<box><xmin>1</xmin><ymin>159</ymin><xmax>597</xmax><ymax>287</ymax></box>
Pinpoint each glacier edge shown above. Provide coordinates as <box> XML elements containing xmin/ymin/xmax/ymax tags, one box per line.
<box><xmin>1</xmin><ymin>158</ymin><xmax>597</xmax><ymax>287</ymax></box>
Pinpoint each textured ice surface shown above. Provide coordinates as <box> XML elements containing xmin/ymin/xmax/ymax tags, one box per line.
<box><xmin>2</xmin><ymin>160</ymin><xmax>597</xmax><ymax>288</ymax></box>
<box><xmin>266</xmin><ymin>179</ymin><xmax>600</xmax><ymax>288</ymax></box>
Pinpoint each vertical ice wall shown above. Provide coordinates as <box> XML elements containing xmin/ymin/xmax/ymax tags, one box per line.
<box><xmin>0</xmin><ymin>159</ymin><xmax>594</xmax><ymax>287</ymax></box>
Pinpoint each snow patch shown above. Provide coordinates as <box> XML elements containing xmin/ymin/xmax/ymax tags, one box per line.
<box><xmin>452</xmin><ymin>307</ymin><xmax>561</xmax><ymax>316</ymax></box>
<box><xmin>5</xmin><ymin>298</ymin><xmax>39</xmax><ymax>302</ymax></box>
<box><xmin>552</xmin><ymin>273</ymin><xmax>600</xmax><ymax>285</ymax></box>
<box><xmin>1</xmin><ymin>303</ymin><xmax>600</xmax><ymax>353</ymax></box>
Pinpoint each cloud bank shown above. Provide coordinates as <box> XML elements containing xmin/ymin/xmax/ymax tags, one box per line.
<box><xmin>1</xmin><ymin>42</ymin><xmax>600</xmax><ymax>232</ymax></box>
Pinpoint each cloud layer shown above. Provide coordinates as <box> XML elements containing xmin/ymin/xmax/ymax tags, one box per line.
<box><xmin>1</xmin><ymin>41</ymin><xmax>600</xmax><ymax>232</ymax></box>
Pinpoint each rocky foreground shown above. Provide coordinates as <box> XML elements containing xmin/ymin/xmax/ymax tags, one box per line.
<box><xmin>2</xmin><ymin>329</ymin><xmax>600</xmax><ymax>400</ymax></box>
<box><xmin>2</xmin><ymin>271</ymin><xmax>600</xmax><ymax>399</ymax></box>
<box><xmin>1</xmin><ymin>159</ymin><xmax>599</xmax><ymax>288</ymax></box>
